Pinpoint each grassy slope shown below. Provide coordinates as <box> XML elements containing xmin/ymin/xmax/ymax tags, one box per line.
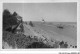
<box><xmin>23</xmin><ymin>21</ymin><xmax>77</xmax><ymax>46</ymax></box>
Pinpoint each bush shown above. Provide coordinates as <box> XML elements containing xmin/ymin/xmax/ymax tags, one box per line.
<box><xmin>27</xmin><ymin>42</ymin><xmax>51</xmax><ymax>48</ymax></box>
<box><xmin>3</xmin><ymin>31</ymin><xmax>52</xmax><ymax>48</ymax></box>
<box><xmin>3</xmin><ymin>31</ymin><xmax>16</xmax><ymax>48</ymax></box>
<box><xmin>29</xmin><ymin>21</ymin><xmax>34</xmax><ymax>27</ymax></box>
<box><xmin>3</xmin><ymin>31</ymin><xmax>29</xmax><ymax>48</ymax></box>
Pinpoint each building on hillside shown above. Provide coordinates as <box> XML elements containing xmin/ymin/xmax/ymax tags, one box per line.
<box><xmin>16</xmin><ymin>23</ymin><xmax>23</xmax><ymax>34</ymax></box>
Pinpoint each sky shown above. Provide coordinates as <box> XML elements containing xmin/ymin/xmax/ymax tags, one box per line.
<box><xmin>3</xmin><ymin>3</ymin><xmax>77</xmax><ymax>22</ymax></box>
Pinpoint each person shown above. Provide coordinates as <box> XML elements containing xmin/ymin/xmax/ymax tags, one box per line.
<box><xmin>64</xmin><ymin>42</ymin><xmax>68</xmax><ymax>48</ymax></box>
<box><xmin>73</xmin><ymin>46</ymin><xmax>74</xmax><ymax>48</ymax></box>
<box><xmin>75</xmin><ymin>46</ymin><xmax>77</xmax><ymax>48</ymax></box>
<box><xmin>59</xmin><ymin>41</ymin><xmax>65</xmax><ymax>48</ymax></box>
<box><xmin>59</xmin><ymin>41</ymin><xmax>64</xmax><ymax>46</ymax></box>
<box><xmin>69</xmin><ymin>45</ymin><xmax>73</xmax><ymax>48</ymax></box>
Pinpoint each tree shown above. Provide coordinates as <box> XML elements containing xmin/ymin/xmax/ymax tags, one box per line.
<box><xmin>13</xmin><ymin>12</ymin><xmax>17</xmax><ymax>16</ymax></box>
<box><xmin>3</xmin><ymin>9</ymin><xmax>11</xmax><ymax>16</ymax></box>
<box><xmin>3</xmin><ymin>9</ymin><xmax>18</xmax><ymax>32</ymax></box>
<box><xmin>3</xmin><ymin>9</ymin><xmax>12</xmax><ymax>30</ymax></box>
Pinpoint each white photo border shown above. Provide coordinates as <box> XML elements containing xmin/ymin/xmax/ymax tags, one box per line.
<box><xmin>0</xmin><ymin>0</ymin><xmax>80</xmax><ymax>53</ymax></box>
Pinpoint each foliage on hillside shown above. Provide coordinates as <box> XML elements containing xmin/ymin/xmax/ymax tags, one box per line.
<box><xmin>3</xmin><ymin>31</ymin><xmax>74</xmax><ymax>48</ymax></box>
<box><xmin>3</xmin><ymin>31</ymin><xmax>52</xmax><ymax>48</ymax></box>
<box><xmin>3</xmin><ymin>9</ymin><xmax>24</xmax><ymax>33</ymax></box>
